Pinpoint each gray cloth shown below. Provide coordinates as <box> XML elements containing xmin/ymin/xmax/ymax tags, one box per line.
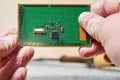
<box><xmin>27</xmin><ymin>61</ymin><xmax>120</xmax><ymax>80</ymax></box>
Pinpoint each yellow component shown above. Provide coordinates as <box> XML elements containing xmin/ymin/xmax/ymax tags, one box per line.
<box><xmin>93</xmin><ymin>54</ymin><xmax>111</xmax><ymax>68</ymax></box>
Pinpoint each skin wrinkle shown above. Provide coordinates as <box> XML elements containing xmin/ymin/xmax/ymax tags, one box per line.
<box><xmin>86</xmin><ymin>16</ymin><xmax>97</xmax><ymax>35</ymax></box>
<box><xmin>0</xmin><ymin>62</ymin><xmax>14</xmax><ymax>79</ymax></box>
<box><xmin>94</xmin><ymin>17</ymin><xmax>105</xmax><ymax>42</ymax></box>
<box><xmin>88</xmin><ymin>18</ymin><xmax>97</xmax><ymax>38</ymax></box>
<box><xmin>96</xmin><ymin>43</ymin><xmax>104</xmax><ymax>54</ymax></box>
<box><xmin>102</xmin><ymin>0</ymin><xmax>108</xmax><ymax>17</ymax></box>
<box><xmin>0</xmin><ymin>47</ymin><xmax>21</xmax><ymax>68</ymax></box>
<box><xmin>0</xmin><ymin>47</ymin><xmax>33</xmax><ymax>80</ymax></box>
<box><xmin>91</xmin><ymin>0</ymin><xmax>107</xmax><ymax>17</ymax></box>
<box><xmin>104</xmin><ymin>0</ymin><xmax>119</xmax><ymax>16</ymax></box>
<box><xmin>92</xmin><ymin>0</ymin><xmax>120</xmax><ymax>17</ymax></box>
<box><xmin>1</xmin><ymin>52</ymin><xmax>18</xmax><ymax>79</ymax></box>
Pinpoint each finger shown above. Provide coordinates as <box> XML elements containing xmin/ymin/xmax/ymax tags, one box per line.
<box><xmin>79</xmin><ymin>12</ymin><xmax>105</xmax><ymax>42</ymax></box>
<box><xmin>91</xmin><ymin>0</ymin><xmax>120</xmax><ymax>17</ymax></box>
<box><xmin>0</xmin><ymin>34</ymin><xmax>18</xmax><ymax>58</ymax></box>
<box><xmin>78</xmin><ymin>40</ymin><xmax>104</xmax><ymax>59</ymax></box>
<box><xmin>103</xmin><ymin>54</ymin><xmax>111</xmax><ymax>63</ymax></box>
<box><xmin>1</xmin><ymin>47</ymin><xmax>34</xmax><ymax>80</ymax></box>
<box><xmin>0</xmin><ymin>28</ymin><xmax>17</xmax><ymax>38</ymax></box>
<box><xmin>11</xmin><ymin>67</ymin><xmax>27</xmax><ymax>80</ymax></box>
<box><xmin>0</xmin><ymin>47</ymin><xmax>21</xmax><ymax>68</ymax></box>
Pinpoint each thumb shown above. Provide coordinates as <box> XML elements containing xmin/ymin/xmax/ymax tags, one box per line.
<box><xmin>79</xmin><ymin>12</ymin><xmax>105</xmax><ymax>42</ymax></box>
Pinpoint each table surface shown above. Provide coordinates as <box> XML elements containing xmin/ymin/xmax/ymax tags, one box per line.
<box><xmin>27</xmin><ymin>61</ymin><xmax>120</xmax><ymax>80</ymax></box>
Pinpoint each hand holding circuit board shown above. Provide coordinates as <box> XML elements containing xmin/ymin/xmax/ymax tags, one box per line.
<box><xmin>78</xmin><ymin>0</ymin><xmax>120</xmax><ymax>67</ymax></box>
<box><xmin>18</xmin><ymin>0</ymin><xmax>120</xmax><ymax>68</ymax></box>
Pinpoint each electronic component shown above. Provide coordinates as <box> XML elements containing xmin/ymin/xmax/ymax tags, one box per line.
<box><xmin>33</xmin><ymin>28</ymin><xmax>45</xmax><ymax>34</ymax></box>
<box><xmin>18</xmin><ymin>4</ymin><xmax>90</xmax><ymax>46</ymax></box>
<box><xmin>50</xmin><ymin>30</ymin><xmax>59</xmax><ymax>40</ymax></box>
<box><xmin>60</xmin><ymin>27</ymin><xmax>64</xmax><ymax>33</ymax></box>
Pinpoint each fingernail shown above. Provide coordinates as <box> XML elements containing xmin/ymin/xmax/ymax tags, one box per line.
<box><xmin>16</xmin><ymin>54</ymin><xmax>23</xmax><ymax>65</ymax></box>
<box><xmin>79</xmin><ymin>12</ymin><xmax>95</xmax><ymax>29</ymax></box>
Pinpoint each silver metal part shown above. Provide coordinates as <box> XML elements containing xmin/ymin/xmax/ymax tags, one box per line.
<box><xmin>33</xmin><ymin>28</ymin><xmax>45</xmax><ymax>34</ymax></box>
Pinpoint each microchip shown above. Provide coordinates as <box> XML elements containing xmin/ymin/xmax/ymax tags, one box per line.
<box><xmin>50</xmin><ymin>30</ymin><xmax>59</xmax><ymax>40</ymax></box>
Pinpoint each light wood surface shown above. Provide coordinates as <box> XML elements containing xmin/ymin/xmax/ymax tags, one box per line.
<box><xmin>0</xmin><ymin>0</ymin><xmax>98</xmax><ymax>59</ymax></box>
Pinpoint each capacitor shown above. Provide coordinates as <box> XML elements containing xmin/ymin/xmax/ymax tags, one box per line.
<box><xmin>33</xmin><ymin>28</ymin><xmax>45</xmax><ymax>34</ymax></box>
<box><xmin>60</xmin><ymin>27</ymin><xmax>64</xmax><ymax>33</ymax></box>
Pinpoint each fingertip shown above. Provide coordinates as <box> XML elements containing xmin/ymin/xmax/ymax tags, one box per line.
<box><xmin>22</xmin><ymin>46</ymin><xmax>34</xmax><ymax>59</ymax></box>
<box><xmin>25</xmin><ymin>46</ymin><xmax>34</xmax><ymax>58</ymax></box>
<box><xmin>78</xmin><ymin>12</ymin><xmax>89</xmax><ymax>24</ymax></box>
<box><xmin>78</xmin><ymin>12</ymin><xmax>97</xmax><ymax>30</ymax></box>
<box><xmin>16</xmin><ymin>47</ymin><xmax>34</xmax><ymax>65</ymax></box>
<box><xmin>78</xmin><ymin>42</ymin><xmax>103</xmax><ymax>59</ymax></box>
<box><xmin>11</xmin><ymin>67</ymin><xmax>27</xmax><ymax>80</ymax></box>
<box><xmin>23</xmin><ymin>46</ymin><xmax>34</xmax><ymax>55</ymax></box>
<box><xmin>20</xmin><ymin>46</ymin><xmax>34</xmax><ymax>57</ymax></box>
<box><xmin>78</xmin><ymin>47</ymin><xmax>85</xmax><ymax>57</ymax></box>
<box><xmin>78</xmin><ymin>47</ymin><xmax>92</xmax><ymax>59</ymax></box>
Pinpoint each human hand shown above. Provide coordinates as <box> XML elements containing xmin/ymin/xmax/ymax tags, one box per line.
<box><xmin>78</xmin><ymin>0</ymin><xmax>120</xmax><ymax>67</ymax></box>
<box><xmin>0</xmin><ymin>28</ymin><xmax>34</xmax><ymax>80</ymax></box>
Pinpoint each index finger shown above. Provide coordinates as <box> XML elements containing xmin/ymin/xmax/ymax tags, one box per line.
<box><xmin>91</xmin><ymin>0</ymin><xmax>120</xmax><ymax>17</ymax></box>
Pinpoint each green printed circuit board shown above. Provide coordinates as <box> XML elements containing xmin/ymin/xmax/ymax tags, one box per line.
<box><xmin>18</xmin><ymin>4</ymin><xmax>90</xmax><ymax>46</ymax></box>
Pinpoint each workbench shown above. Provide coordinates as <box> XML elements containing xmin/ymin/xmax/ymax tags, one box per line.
<box><xmin>27</xmin><ymin>61</ymin><xmax>120</xmax><ymax>80</ymax></box>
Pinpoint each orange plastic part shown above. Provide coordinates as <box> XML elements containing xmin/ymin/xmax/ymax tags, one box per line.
<box><xmin>80</xmin><ymin>25</ymin><xmax>86</xmax><ymax>41</ymax></box>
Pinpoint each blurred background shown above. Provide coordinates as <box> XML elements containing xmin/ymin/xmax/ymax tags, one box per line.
<box><xmin>1</xmin><ymin>0</ymin><xmax>120</xmax><ymax>80</ymax></box>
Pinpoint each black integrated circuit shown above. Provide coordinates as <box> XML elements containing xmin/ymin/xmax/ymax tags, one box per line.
<box><xmin>50</xmin><ymin>30</ymin><xmax>59</xmax><ymax>40</ymax></box>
